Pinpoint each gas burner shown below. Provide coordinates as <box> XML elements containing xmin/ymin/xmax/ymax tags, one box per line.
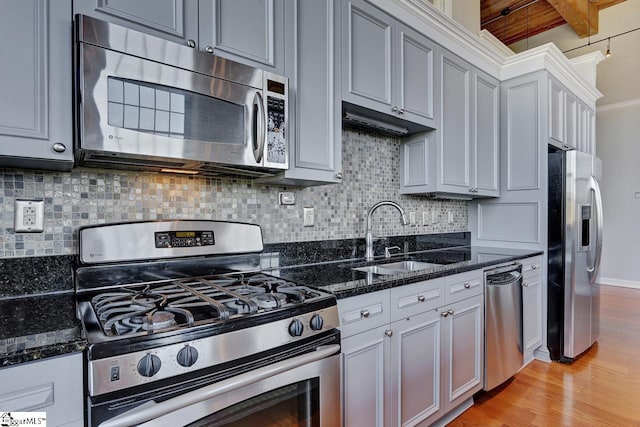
<box><xmin>224</xmin><ymin>299</ymin><xmax>254</xmax><ymax>315</ymax></box>
<box><xmin>252</xmin><ymin>292</ymin><xmax>288</xmax><ymax>309</ymax></box>
<box><xmin>132</xmin><ymin>293</ymin><xmax>167</xmax><ymax>308</ymax></box>
<box><xmin>143</xmin><ymin>311</ymin><xmax>176</xmax><ymax>331</ymax></box>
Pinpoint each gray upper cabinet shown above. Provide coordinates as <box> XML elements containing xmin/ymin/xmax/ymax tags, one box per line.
<box><xmin>73</xmin><ymin>0</ymin><xmax>199</xmax><ymax>47</ymax></box>
<box><xmin>401</xmin><ymin>50</ymin><xmax>499</xmax><ymax>198</ymax></box>
<box><xmin>0</xmin><ymin>0</ymin><xmax>74</xmax><ymax>171</ymax></box>
<box><xmin>75</xmin><ymin>0</ymin><xmax>284</xmax><ymax>74</ymax></box>
<box><xmin>199</xmin><ymin>0</ymin><xmax>285</xmax><ymax>74</ymax></box>
<box><xmin>257</xmin><ymin>0</ymin><xmax>342</xmax><ymax>186</ymax></box>
<box><xmin>342</xmin><ymin>0</ymin><xmax>437</xmax><ymax>128</ymax></box>
<box><xmin>472</xmin><ymin>70</ymin><xmax>500</xmax><ymax>197</ymax></box>
<box><xmin>548</xmin><ymin>77</ymin><xmax>579</xmax><ymax>151</ymax></box>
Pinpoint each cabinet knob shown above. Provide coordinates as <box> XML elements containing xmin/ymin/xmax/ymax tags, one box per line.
<box><xmin>523</xmin><ymin>282</ymin><xmax>529</xmax><ymax>287</ymax></box>
<box><xmin>448</xmin><ymin>309</ymin><xmax>454</xmax><ymax>315</ymax></box>
<box><xmin>398</xmin><ymin>108</ymin><xmax>405</xmax><ymax>115</ymax></box>
<box><xmin>532</xmin><ymin>264</ymin><xmax>538</xmax><ymax>270</ymax></box>
<box><xmin>440</xmin><ymin>311</ymin><xmax>449</xmax><ymax>318</ymax></box>
<box><xmin>464</xmin><ymin>282</ymin><xmax>470</xmax><ymax>289</ymax></box>
<box><xmin>360</xmin><ymin>310</ymin><xmax>370</xmax><ymax>318</ymax></box>
<box><xmin>391</xmin><ymin>106</ymin><xmax>398</xmax><ymax>112</ymax></box>
<box><xmin>204</xmin><ymin>45</ymin><xmax>214</xmax><ymax>54</ymax></box>
<box><xmin>418</xmin><ymin>295</ymin><xmax>426</xmax><ymax>302</ymax></box>
<box><xmin>52</xmin><ymin>143</ymin><xmax>66</xmax><ymax>153</ymax></box>
<box><xmin>335</xmin><ymin>172</ymin><xmax>343</xmax><ymax>180</ymax></box>
<box><xmin>186</xmin><ymin>39</ymin><xmax>196</xmax><ymax>48</ymax></box>
<box><xmin>385</xmin><ymin>329</ymin><xmax>393</xmax><ymax>337</ymax></box>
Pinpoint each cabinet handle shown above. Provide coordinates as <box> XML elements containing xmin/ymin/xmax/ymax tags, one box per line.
<box><xmin>360</xmin><ymin>310</ymin><xmax>370</xmax><ymax>318</ymax></box>
<box><xmin>52</xmin><ymin>143</ymin><xmax>66</xmax><ymax>153</ymax></box>
<box><xmin>385</xmin><ymin>329</ymin><xmax>393</xmax><ymax>337</ymax></box>
<box><xmin>204</xmin><ymin>45</ymin><xmax>214</xmax><ymax>54</ymax></box>
<box><xmin>335</xmin><ymin>172</ymin><xmax>343</xmax><ymax>180</ymax></box>
<box><xmin>418</xmin><ymin>295</ymin><xmax>426</xmax><ymax>302</ymax></box>
<box><xmin>463</xmin><ymin>282</ymin><xmax>470</xmax><ymax>289</ymax></box>
<box><xmin>391</xmin><ymin>106</ymin><xmax>398</xmax><ymax>112</ymax></box>
<box><xmin>186</xmin><ymin>39</ymin><xmax>196</xmax><ymax>48</ymax></box>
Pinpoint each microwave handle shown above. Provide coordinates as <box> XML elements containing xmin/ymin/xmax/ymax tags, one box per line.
<box><xmin>252</xmin><ymin>92</ymin><xmax>266</xmax><ymax>164</ymax></box>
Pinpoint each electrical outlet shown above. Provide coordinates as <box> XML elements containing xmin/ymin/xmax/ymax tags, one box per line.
<box><xmin>431</xmin><ymin>210</ymin><xmax>437</xmax><ymax>224</ymax></box>
<box><xmin>303</xmin><ymin>207</ymin><xmax>315</xmax><ymax>227</ymax></box>
<box><xmin>15</xmin><ymin>199</ymin><xmax>44</xmax><ymax>233</ymax></box>
<box><xmin>409</xmin><ymin>212</ymin><xmax>417</xmax><ymax>226</ymax></box>
<box><xmin>448</xmin><ymin>211</ymin><xmax>454</xmax><ymax>224</ymax></box>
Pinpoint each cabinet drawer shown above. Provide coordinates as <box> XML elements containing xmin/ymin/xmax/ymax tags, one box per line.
<box><xmin>390</xmin><ymin>278</ymin><xmax>444</xmax><ymax>322</ymax></box>
<box><xmin>444</xmin><ymin>270</ymin><xmax>483</xmax><ymax>305</ymax></box>
<box><xmin>521</xmin><ymin>256</ymin><xmax>542</xmax><ymax>276</ymax></box>
<box><xmin>338</xmin><ymin>290</ymin><xmax>391</xmax><ymax>338</ymax></box>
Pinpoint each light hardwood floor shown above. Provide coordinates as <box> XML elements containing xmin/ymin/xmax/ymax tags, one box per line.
<box><xmin>449</xmin><ymin>285</ymin><xmax>640</xmax><ymax>427</ymax></box>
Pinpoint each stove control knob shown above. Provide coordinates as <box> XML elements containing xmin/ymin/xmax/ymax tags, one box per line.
<box><xmin>137</xmin><ymin>353</ymin><xmax>161</xmax><ymax>377</ymax></box>
<box><xmin>288</xmin><ymin>319</ymin><xmax>304</xmax><ymax>337</ymax></box>
<box><xmin>310</xmin><ymin>314</ymin><xmax>324</xmax><ymax>331</ymax></box>
<box><xmin>177</xmin><ymin>345</ymin><xmax>199</xmax><ymax>367</ymax></box>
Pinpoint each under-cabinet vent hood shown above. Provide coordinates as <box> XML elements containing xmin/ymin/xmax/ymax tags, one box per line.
<box><xmin>342</xmin><ymin>102</ymin><xmax>432</xmax><ymax>136</ymax></box>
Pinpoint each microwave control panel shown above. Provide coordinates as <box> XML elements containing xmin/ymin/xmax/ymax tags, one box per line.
<box><xmin>266</xmin><ymin>96</ymin><xmax>286</xmax><ymax>165</ymax></box>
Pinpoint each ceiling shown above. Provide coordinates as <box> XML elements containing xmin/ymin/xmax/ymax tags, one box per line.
<box><xmin>481</xmin><ymin>0</ymin><xmax>626</xmax><ymax>46</ymax></box>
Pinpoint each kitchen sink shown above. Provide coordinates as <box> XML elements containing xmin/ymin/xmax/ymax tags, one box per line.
<box><xmin>353</xmin><ymin>260</ymin><xmax>441</xmax><ymax>275</ymax></box>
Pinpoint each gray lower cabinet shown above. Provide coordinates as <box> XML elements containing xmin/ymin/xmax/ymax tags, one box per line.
<box><xmin>400</xmin><ymin>50</ymin><xmax>499</xmax><ymax>198</ymax></box>
<box><xmin>522</xmin><ymin>256</ymin><xmax>543</xmax><ymax>364</ymax></box>
<box><xmin>341</xmin><ymin>0</ymin><xmax>438</xmax><ymax>128</ymax></box>
<box><xmin>340</xmin><ymin>272</ymin><xmax>484</xmax><ymax>426</ymax></box>
<box><xmin>75</xmin><ymin>0</ymin><xmax>285</xmax><ymax>74</ymax></box>
<box><xmin>0</xmin><ymin>353</ymin><xmax>84</xmax><ymax>426</ymax></box>
<box><xmin>0</xmin><ymin>0</ymin><xmax>73</xmax><ymax>170</ymax></box>
<box><xmin>257</xmin><ymin>0</ymin><xmax>342</xmax><ymax>186</ymax></box>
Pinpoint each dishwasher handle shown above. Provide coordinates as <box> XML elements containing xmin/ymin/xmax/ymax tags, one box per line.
<box><xmin>486</xmin><ymin>271</ymin><xmax>522</xmax><ymax>286</ymax></box>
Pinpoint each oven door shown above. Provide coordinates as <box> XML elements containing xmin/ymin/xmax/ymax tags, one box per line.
<box><xmin>98</xmin><ymin>345</ymin><xmax>340</xmax><ymax>427</ymax></box>
<box><xmin>78</xmin><ymin>43</ymin><xmax>267</xmax><ymax>169</ymax></box>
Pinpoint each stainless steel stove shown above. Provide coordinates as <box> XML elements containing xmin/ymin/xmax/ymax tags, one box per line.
<box><xmin>76</xmin><ymin>220</ymin><xmax>340</xmax><ymax>427</ymax></box>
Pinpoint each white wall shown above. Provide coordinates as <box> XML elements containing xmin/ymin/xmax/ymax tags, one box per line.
<box><xmin>596</xmin><ymin>103</ymin><xmax>640</xmax><ymax>287</ymax></box>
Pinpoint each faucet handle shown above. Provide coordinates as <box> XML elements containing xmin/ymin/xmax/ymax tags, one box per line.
<box><xmin>384</xmin><ymin>246</ymin><xmax>402</xmax><ymax>258</ymax></box>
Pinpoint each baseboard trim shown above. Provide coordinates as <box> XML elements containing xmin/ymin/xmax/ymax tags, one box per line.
<box><xmin>433</xmin><ymin>398</ymin><xmax>474</xmax><ymax>427</ymax></box>
<box><xmin>599</xmin><ymin>278</ymin><xmax>640</xmax><ymax>289</ymax></box>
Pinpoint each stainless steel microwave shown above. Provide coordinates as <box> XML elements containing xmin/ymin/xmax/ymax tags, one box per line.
<box><xmin>74</xmin><ymin>15</ymin><xmax>288</xmax><ymax>177</ymax></box>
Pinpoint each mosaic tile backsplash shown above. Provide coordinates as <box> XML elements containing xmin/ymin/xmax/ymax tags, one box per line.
<box><xmin>0</xmin><ymin>129</ymin><xmax>467</xmax><ymax>258</ymax></box>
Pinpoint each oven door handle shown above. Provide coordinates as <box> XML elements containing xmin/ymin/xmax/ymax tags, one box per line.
<box><xmin>98</xmin><ymin>344</ymin><xmax>340</xmax><ymax>427</ymax></box>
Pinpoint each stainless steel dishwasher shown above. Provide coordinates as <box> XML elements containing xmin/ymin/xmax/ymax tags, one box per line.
<box><xmin>484</xmin><ymin>263</ymin><xmax>523</xmax><ymax>390</ymax></box>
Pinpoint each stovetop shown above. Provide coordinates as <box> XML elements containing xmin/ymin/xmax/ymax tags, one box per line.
<box><xmin>86</xmin><ymin>272</ymin><xmax>329</xmax><ymax>338</ymax></box>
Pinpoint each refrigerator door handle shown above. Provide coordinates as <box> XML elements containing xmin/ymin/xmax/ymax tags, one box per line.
<box><xmin>587</xmin><ymin>175</ymin><xmax>604</xmax><ymax>283</ymax></box>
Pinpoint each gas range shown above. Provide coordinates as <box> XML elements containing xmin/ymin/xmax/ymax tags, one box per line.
<box><xmin>76</xmin><ymin>221</ymin><xmax>339</xmax><ymax>401</ymax></box>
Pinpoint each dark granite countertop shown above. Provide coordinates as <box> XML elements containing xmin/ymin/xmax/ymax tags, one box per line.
<box><xmin>264</xmin><ymin>246</ymin><xmax>543</xmax><ymax>299</ymax></box>
<box><xmin>0</xmin><ymin>292</ymin><xmax>86</xmax><ymax>368</ymax></box>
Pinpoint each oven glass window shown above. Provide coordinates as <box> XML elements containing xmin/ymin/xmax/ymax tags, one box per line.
<box><xmin>107</xmin><ymin>77</ymin><xmax>244</xmax><ymax>144</ymax></box>
<box><xmin>187</xmin><ymin>379</ymin><xmax>320</xmax><ymax>427</ymax></box>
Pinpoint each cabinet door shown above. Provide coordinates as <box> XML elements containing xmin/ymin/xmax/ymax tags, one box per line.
<box><xmin>396</xmin><ymin>23</ymin><xmax>437</xmax><ymax>128</ymax></box>
<box><xmin>565</xmin><ymin>91</ymin><xmax>578</xmax><ymax>150</ymax></box>
<box><xmin>400</xmin><ymin>131</ymin><xmax>434</xmax><ymax>194</ymax></box>
<box><xmin>342</xmin><ymin>0</ymin><xmax>394</xmax><ymax>112</ymax></box>
<box><xmin>342</xmin><ymin>325</ymin><xmax>391</xmax><ymax>427</ymax></box>
<box><xmin>438</xmin><ymin>51</ymin><xmax>471</xmax><ymax>194</ymax></box>
<box><xmin>523</xmin><ymin>273</ymin><xmax>542</xmax><ymax>362</ymax></box>
<box><xmin>442</xmin><ymin>294</ymin><xmax>483</xmax><ymax>412</ymax></box>
<box><xmin>391</xmin><ymin>311</ymin><xmax>444</xmax><ymax>427</ymax></box>
<box><xmin>74</xmin><ymin>0</ymin><xmax>198</xmax><ymax>47</ymax></box>
<box><xmin>260</xmin><ymin>0</ymin><xmax>341</xmax><ymax>186</ymax></box>
<box><xmin>0</xmin><ymin>353</ymin><xmax>83</xmax><ymax>426</ymax></box>
<box><xmin>472</xmin><ymin>70</ymin><xmax>500</xmax><ymax>197</ymax></box>
<box><xmin>199</xmin><ymin>0</ymin><xmax>285</xmax><ymax>74</ymax></box>
<box><xmin>549</xmin><ymin>79</ymin><xmax>565</xmax><ymax>147</ymax></box>
<box><xmin>0</xmin><ymin>0</ymin><xmax>73</xmax><ymax>170</ymax></box>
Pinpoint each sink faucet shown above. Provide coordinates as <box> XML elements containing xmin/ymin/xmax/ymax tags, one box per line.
<box><xmin>365</xmin><ymin>201</ymin><xmax>410</xmax><ymax>261</ymax></box>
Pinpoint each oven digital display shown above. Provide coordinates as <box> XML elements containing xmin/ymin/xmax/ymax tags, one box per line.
<box><xmin>154</xmin><ymin>230</ymin><xmax>215</xmax><ymax>248</ymax></box>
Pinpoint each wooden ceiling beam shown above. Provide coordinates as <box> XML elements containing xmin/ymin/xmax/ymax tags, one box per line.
<box><xmin>546</xmin><ymin>0</ymin><xmax>599</xmax><ymax>38</ymax></box>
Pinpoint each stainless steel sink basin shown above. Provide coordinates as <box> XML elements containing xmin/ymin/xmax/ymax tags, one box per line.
<box><xmin>353</xmin><ymin>260</ymin><xmax>441</xmax><ymax>275</ymax></box>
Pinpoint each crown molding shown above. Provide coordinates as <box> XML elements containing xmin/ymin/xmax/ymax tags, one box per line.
<box><xmin>597</xmin><ymin>97</ymin><xmax>640</xmax><ymax>112</ymax></box>
<box><xmin>501</xmin><ymin>43</ymin><xmax>603</xmax><ymax>108</ymax></box>
<box><xmin>478</xmin><ymin>29</ymin><xmax>516</xmax><ymax>58</ymax></box>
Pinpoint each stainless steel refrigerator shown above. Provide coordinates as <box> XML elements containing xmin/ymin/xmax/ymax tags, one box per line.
<box><xmin>548</xmin><ymin>148</ymin><xmax>603</xmax><ymax>362</ymax></box>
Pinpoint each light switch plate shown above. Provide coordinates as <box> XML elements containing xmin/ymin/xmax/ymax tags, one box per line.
<box><xmin>15</xmin><ymin>199</ymin><xmax>45</xmax><ymax>233</ymax></box>
<box><xmin>303</xmin><ymin>207</ymin><xmax>314</xmax><ymax>227</ymax></box>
